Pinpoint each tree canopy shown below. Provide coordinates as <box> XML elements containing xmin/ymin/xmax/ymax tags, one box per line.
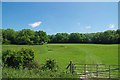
<box><xmin>1</xmin><ymin>28</ymin><xmax>120</xmax><ymax>44</ymax></box>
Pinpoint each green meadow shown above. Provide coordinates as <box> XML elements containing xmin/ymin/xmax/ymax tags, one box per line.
<box><xmin>2</xmin><ymin>44</ymin><xmax>118</xmax><ymax>70</ymax></box>
<box><xmin>2</xmin><ymin>44</ymin><xmax>119</xmax><ymax>78</ymax></box>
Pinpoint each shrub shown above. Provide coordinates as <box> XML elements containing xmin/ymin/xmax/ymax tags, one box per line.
<box><xmin>2</xmin><ymin>50</ymin><xmax>19</xmax><ymax>68</ymax></box>
<box><xmin>2</xmin><ymin>48</ymin><xmax>35</xmax><ymax>69</ymax></box>
<box><xmin>42</xmin><ymin>59</ymin><xmax>58</xmax><ymax>71</ymax></box>
<box><xmin>17</xmin><ymin>48</ymin><xmax>34</xmax><ymax>68</ymax></box>
<box><xmin>24</xmin><ymin>61</ymin><xmax>40</xmax><ymax>69</ymax></box>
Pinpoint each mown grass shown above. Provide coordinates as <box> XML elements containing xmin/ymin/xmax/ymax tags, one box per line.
<box><xmin>2</xmin><ymin>44</ymin><xmax>119</xmax><ymax>78</ymax></box>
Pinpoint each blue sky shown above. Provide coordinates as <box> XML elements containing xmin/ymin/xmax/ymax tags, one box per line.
<box><xmin>2</xmin><ymin>0</ymin><xmax>119</xmax><ymax>2</ymax></box>
<box><xmin>2</xmin><ymin>2</ymin><xmax>118</xmax><ymax>34</ymax></box>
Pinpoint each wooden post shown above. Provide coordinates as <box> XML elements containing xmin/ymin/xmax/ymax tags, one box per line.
<box><xmin>70</xmin><ymin>61</ymin><xmax>72</xmax><ymax>74</ymax></box>
<box><xmin>84</xmin><ymin>64</ymin><xmax>86</xmax><ymax>75</ymax></box>
<box><xmin>66</xmin><ymin>61</ymin><xmax>74</xmax><ymax>75</ymax></box>
<box><xmin>96</xmin><ymin>64</ymin><xmax>98</xmax><ymax>78</ymax></box>
<box><xmin>70</xmin><ymin>61</ymin><xmax>74</xmax><ymax>75</ymax></box>
<box><xmin>109</xmin><ymin>65</ymin><xmax>110</xmax><ymax>79</ymax></box>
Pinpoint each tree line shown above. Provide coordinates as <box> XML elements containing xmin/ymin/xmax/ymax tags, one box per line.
<box><xmin>1</xmin><ymin>28</ymin><xmax>120</xmax><ymax>44</ymax></box>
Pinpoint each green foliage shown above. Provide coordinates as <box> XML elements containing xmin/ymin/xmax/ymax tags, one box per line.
<box><xmin>16</xmin><ymin>29</ymin><xmax>35</xmax><ymax>45</ymax></box>
<box><xmin>2</xmin><ymin>44</ymin><xmax>118</xmax><ymax>70</ymax></box>
<box><xmin>69</xmin><ymin>33</ymin><xmax>85</xmax><ymax>43</ymax></box>
<box><xmin>2</xmin><ymin>28</ymin><xmax>16</xmax><ymax>44</ymax></box>
<box><xmin>48</xmin><ymin>30</ymin><xmax>120</xmax><ymax>44</ymax></box>
<box><xmin>54</xmin><ymin>33</ymin><xmax>69</xmax><ymax>43</ymax></box>
<box><xmin>2</xmin><ymin>68</ymin><xmax>73</xmax><ymax>78</ymax></box>
<box><xmin>17</xmin><ymin>48</ymin><xmax>34</xmax><ymax>67</ymax></box>
<box><xmin>2</xmin><ymin>44</ymin><xmax>118</xmax><ymax>78</ymax></box>
<box><xmin>34</xmin><ymin>31</ymin><xmax>48</xmax><ymax>44</ymax></box>
<box><xmin>2</xmin><ymin>50</ymin><xmax>18</xmax><ymax>68</ymax></box>
<box><xmin>92</xmin><ymin>30</ymin><xmax>119</xmax><ymax>44</ymax></box>
<box><xmin>24</xmin><ymin>61</ymin><xmax>40</xmax><ymax>69</ymax></box>
<box><xmin>2</xmin><ymin>28</ymin><xmax>120</xmax><ymax>44</ymax></box>
<box><xmin>42</xmin><ymin>59</ymin><xmax>58</xmax><ymax>71</ymax></box>
<box><xmin>2</xmin><ymin>39</ymin><xmax>11</xmax><ymax>44</ymax></box>
<box><xmin>2</xmin><ymin>48</ymin><xmax>34</xmax><ymax>68</ymax></box>
<box><xmin>2</xmin><ymin>28</ymin><xmax>48</xmax><ymax>45</ymax></box>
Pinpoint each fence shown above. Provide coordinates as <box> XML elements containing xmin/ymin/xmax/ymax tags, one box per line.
<box><xmin>66</xmin><ymin>61</ymin><xmax>120</xmax><ymax>79</ymax></box>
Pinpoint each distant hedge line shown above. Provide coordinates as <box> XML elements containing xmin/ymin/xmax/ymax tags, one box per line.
<box><xmin>1</xmin><ymin>28</ymin><xmax>120</xmax><ymax>44</ymax></box>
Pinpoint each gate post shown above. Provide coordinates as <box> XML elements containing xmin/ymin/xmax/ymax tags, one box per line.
<box><xmin>66</xmin><ymin>61</ymin><xmax>74</xmax><ymax>75</ymax></box>
<box><xmin>84</xmin><ymin>64</ymin><xmax>86</xmax><ymax>75</ymax></box>
<box><xmin>109</xmin><ymin>65</ymin><xmax>110</xmax><ymax>79</ymax></box>
<box><xmin>96</xmin><ymin>64</ymin><xmax>98</xmax><ymax>78</ymax></box>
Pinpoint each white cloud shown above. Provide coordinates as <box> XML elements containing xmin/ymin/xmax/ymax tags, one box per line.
<box><xmin>107</xmin><ymin>24</ymin><xmax>115</xmax><ymax>29</ymax></box>
<box><xmin>28</xmin><ymin>21</ymin><xmax>42</xmax><ymax>28</ymax></box>
<box><xmin>85</xmin><ymin>26</ymin><xmax>91</xmax><ymax>29</ymax></box>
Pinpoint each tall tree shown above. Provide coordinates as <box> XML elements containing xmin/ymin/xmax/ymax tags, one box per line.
<box><xmin>54</xmin><ymin>33</ymin><xmax>69</xmax><ymax>43</ymax></box>
<box><xmin>34</xmin><ymin>30</ymin><xmax>48</xmax><ymax>44</ymax></box>
<box><xmin>69</xmin><ymin>33</ymin><xmax>81</xmax><ymax>43</ymax></box>
<box><xmin>16</xmin><ymin>29</ymin><xmax>34</xmax><ymax>45</ymax></box>
<box><xmin>2</xmin><ymin>28</ymin><xmax>16</xmax><ymax>44</ymax></box>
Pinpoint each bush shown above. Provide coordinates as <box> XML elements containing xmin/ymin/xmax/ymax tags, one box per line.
<box><xmin>24</xmin><ymin>61</ymin><xmax>40</xmax><ymax>69</ymax></box>
<box><xmin>2</xmin><ymin>50</ymin><xmax>19</xmax><ymax>68</ymax></box>
<box><xmin>17</xmin><ymin>48</ymin><xmax>34</xmax><ymax>68</ymax></box>
<box><xmin>42</xmin><ymin>59</ymin><xmax>58</xmax><ymax>71</ymax></box>
<box><xmin>2</xmin><ymin>48</ymin><xmax>35</xmax><ymax>69</ymax></box>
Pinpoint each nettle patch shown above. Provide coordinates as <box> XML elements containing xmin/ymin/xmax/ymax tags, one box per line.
<box><xmin>2</xmin><ymin>48</ymin><xmax>35</xmax><ymax>69</ymax></box>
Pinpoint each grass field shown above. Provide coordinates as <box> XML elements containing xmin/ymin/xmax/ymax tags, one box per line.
<box><xmin>2</xmin><ymin>44</ymin><xmax>118</xmax><ymax>70</ymax></box>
